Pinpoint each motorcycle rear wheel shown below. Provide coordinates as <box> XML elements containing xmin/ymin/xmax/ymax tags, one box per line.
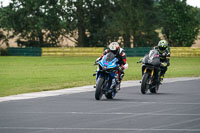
<box><xmin>150</xmin><ymin>83</ymin><xmax>159</xmax><ymax>93</ymax></box>
<box><xmin>141</xmin><ymin>73</ymin><xmax>149</xmax><ymax>94</ymax></box>
<box><xmin>95</xmin><ymin>78</ymin><xmax>104</xmax><ymax>100</ymax></box>
<box><xmin>105</xmin><ymin>90</ymin><xmax>116</xmax><ymax>99</ymax></box>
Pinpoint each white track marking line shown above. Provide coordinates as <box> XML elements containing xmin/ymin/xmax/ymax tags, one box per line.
<box><xmin>89</xmin><ymin>101</ymin><xmax>200</xmax><ymax>105</ymax></box>
<box><xmin>0</xmin><ymin>77</ymin><xmax>200</xmax><ymax>102</ymax></box>
<box><xmin>84</xmin><ymin>108</ymin><xmax>173</xmax><ymax>126</ymax></box>
<box><xmin>29</xmin><ymin>129</ymin><xmax>50</xmax><ymax>133</ymax></box>
<box><xmin>0</xmin><ymin>127</ymin><xmax>200</xmax><ymax>131</ymax></box>
<box><xmin>3</xmin><ymin>111</ymin><xmax>200</xmax><ymax>116</ymax></box>
<box><xmin>151</xmin><ymin>117</ymin><xmax>200</xmax><ymax>130</ymax></box>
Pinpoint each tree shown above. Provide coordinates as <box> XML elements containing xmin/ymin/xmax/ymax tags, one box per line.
<box><xmin>159</xmin><ymin>0</ymin><xmax>200</xmax><ymax>47</ymax></box>
<box><xmin>105</xmin><ymin>0</ymin><xmax>159</xmax><ymax>47</ymax></box>
<box><xmin>0</xmin><ymin>0</ymin><xmax>66</xmax><ymax>47</ymax></box>
<box><xmin>86</xmin><ymin>0</ymin><xmax>115</xmax><ymax>47</ymax></box>
<box><xmin>132</xmin><ymin>0</ymin><xmax>160</xmax><ymax>47</ymax></box>
<box><xmin>65</xmin><ymin>0</ymin><xmax>115</xmax><ymax>47</ymax></box>
<box><xmin>192</xmin><ymin>7</ymin><xmax>200</xmax><ymax>26</ymax></box>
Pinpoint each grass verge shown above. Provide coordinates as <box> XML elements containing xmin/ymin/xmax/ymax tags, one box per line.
<box><xmin>0</xmin><ymin>56</ymin><xmax>200</xmax><ymax>97</ymax></box>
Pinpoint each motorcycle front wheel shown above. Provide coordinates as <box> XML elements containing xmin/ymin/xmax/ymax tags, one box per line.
<box><xmin>95</xmin><ymin>78</ymin><xmax>104</xmax><ymax>100</ymax></box>
<box><xmin>141</xmin><ymin>73</ymin><xmax>150</xmax><ymax>94</ymax></box>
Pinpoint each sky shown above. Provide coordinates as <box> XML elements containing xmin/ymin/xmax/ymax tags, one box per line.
<box><xmin>0</xmin><ymin>0</ymin><xmax>200</xmax><ymax>8</ymax></box>
<box><xmin>186</xmin><ymin>0</ymin><xmax>200</xmax><ymax>8</ymax></box>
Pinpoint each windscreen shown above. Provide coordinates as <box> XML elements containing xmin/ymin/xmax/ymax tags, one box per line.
<box><xmin>149</xmin><ymin>50</ymin><xmax>159</xmax><ymax>60</ymax></box>
<box><xmin>106</xmin><ymin>52</ymin><xmax>115</xmax><ymax>62</ymax></box>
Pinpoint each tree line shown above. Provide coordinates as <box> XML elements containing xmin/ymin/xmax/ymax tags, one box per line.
<box><xmin>0</xmin><ymin>0</ymin><xmax>199</xmax><ymax>47</ymax></box>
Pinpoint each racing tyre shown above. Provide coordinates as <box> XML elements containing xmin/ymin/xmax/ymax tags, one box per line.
<box><xmin>141</xmin><ymin>73</ymin><xmax>149</xmax><ymax>94</ymax></box>
<box><xmin>95</xmin><ymin>78</ymin><xmax>104</xmax><ymax>100</ymax></box>
<box><xmin>105</xmin><ymin>90</ymin><xmax>116</xmax><ymax>99</ymax></box>
<box><xmin>150</xmin><ymin>84</ymin><xmax>159</xmax><ymax>93</ymax></box>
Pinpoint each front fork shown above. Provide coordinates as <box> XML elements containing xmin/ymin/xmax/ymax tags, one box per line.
<box><xmin>143</xmin><ymin>68</ymin><xmax>154</xmax><ymax>84</ymax></box>
<box><xmin>96</xmin><ymin>72</ymin><xmax>113</xmax><ymax>92</ymax></box>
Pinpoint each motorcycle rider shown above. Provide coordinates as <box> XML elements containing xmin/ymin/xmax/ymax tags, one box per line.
<box><xmin>96</xmin><ymin>42</ymin><xmax>128</xmax><ymax>89</ymax></box>
<box><xmin>154</xmin><ymin>40</ymin><xmax>170</xmax><ymax>81</ymax></box>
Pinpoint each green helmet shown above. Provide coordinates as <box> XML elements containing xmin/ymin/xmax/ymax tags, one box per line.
<box><xmin>158</xmin><ymin>40</ymin><xmax>168</xmax><ymax>52</ymax></box>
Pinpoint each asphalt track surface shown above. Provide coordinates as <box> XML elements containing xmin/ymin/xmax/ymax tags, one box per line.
<box><xmin>0</xmin><ymin>78</ymin><xmax>200</xmax><ymax>133</ymax></box>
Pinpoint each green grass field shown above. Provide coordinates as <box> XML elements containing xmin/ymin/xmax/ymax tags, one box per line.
<box><xmin>0</xmin><ymin>56</ymin><xmax>200</xmax><ymax>97</ymax></box>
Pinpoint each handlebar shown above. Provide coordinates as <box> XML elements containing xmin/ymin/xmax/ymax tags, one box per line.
<box><xmin>137</xmin><ymin>60</ymin><xmax>142</xmax><ymax>63</ymax></box>
<box><xmin>94</xmin><ymin>62</ymin><xmax>99</xmax><ymax>65</ymax></box>
<box><xmin>137</xmin><ymin>58</ymin><xmax>143</xmax><ymax>63</ymax></box>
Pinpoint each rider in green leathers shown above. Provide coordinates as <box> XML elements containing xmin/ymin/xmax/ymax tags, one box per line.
<box><xmin>154</xmin><ymin>40</ymin><xmax>170</xmax><ymax>81</ymax></box>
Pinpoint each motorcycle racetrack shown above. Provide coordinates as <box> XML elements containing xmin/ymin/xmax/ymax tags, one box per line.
<box><xmin>0</xmin><ymin>77</ymin><xmax>200</xmax><ymax>133</ymax></box>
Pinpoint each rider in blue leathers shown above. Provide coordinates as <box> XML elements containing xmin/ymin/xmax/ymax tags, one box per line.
<box><xmin>96</xmin><ymin>42</ymin><xmax>128</xmax><ymax>89</ymax></box>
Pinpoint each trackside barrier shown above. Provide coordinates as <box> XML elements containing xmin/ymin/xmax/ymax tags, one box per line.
<box><xmin>42</xmin><ymin>47</ymin><xmax>104</xmax><ymax>56</ymax></box>
<box><xmin>6</xmin><ymin>47</ymin><xmax>200</xmax><ymax>57</ymax></box>
<box><xmin>41</xmin><ymin>47</ymin><xmax>200</xmax><ymax>57</ymax></box>
<box><xmin>42</xmin><ymin>47</ymin><xmax>151</xmax><ymax>57</ymax></box>
<box><xmin>123</xmin><ymin>47</ymin><xmax>152</xmax><ymax>57</ymax></box>
<box><xmin>7</xmin><ymin>47</ymin><xmax>41</xmax><ymax>56</ymax></box>
<box><xmin>124</xmin><ymin>47</ymin><xmax>200</xmax><ymax>57</ymax></box>
<box><xmin>170</xmin><ymin>47</ymin><xmax>200</xmax><ymax>57</ymax></box>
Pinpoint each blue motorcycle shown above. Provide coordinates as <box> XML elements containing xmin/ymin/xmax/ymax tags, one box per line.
<box><xmin>94</xmin><ymin>52</ymin><xmax>120</xmax><ymax>100</ymax></box>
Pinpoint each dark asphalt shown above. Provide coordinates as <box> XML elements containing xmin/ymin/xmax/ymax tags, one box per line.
<box><xmin>0</xmin><ymin>79</ymin><xmax>200</xmax><ymax>133</ymax></box>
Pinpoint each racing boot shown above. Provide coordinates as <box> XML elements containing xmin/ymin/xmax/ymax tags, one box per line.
<box><xmin>110</xmin><ymin>78</ymin><xmax>117</xmax><ymax>92</ymax></box>
<box><xmin>116</xmin><ymin>72</ymin><xmax>124</xmax><ymax>91</ymax></box>
<box><xmin>120</xmin><ymin>73</ymin><xmax>124</xmax><ymax>81</ymax></box>
<box><xmin>160</xmin><ymin>74</ymin><xmax>164</xmax><ymax>84</ymax></box>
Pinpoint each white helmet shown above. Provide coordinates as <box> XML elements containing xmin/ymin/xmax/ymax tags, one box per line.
<box><xmin>109</xmin><ymin>42</ymin><xmax>120</xmax><ymax>53</ymax></box>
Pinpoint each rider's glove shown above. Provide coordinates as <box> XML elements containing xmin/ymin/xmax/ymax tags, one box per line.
<box><xmin>95</xmin><ymin>57</ymin><xmax>101</xmax><ymax>64</ymax></box>
<box><xmin>162</xmin><ymin>53</ymin><xmax>167</xmax><ymax>56</ymax></box>
<box><xmin>161</xmin><ymin>62</ymin><xmax>167</xmax><ymax>67</ymax></box>
<box><xmin>96</xmin><ymin>57</ymin><xmax>101</xmax><ymax>62</ymax></box>
<box><xmin>118</xmin><ymin>66</ymin><xmax>124</xmax><ymax>71</ymax></box>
